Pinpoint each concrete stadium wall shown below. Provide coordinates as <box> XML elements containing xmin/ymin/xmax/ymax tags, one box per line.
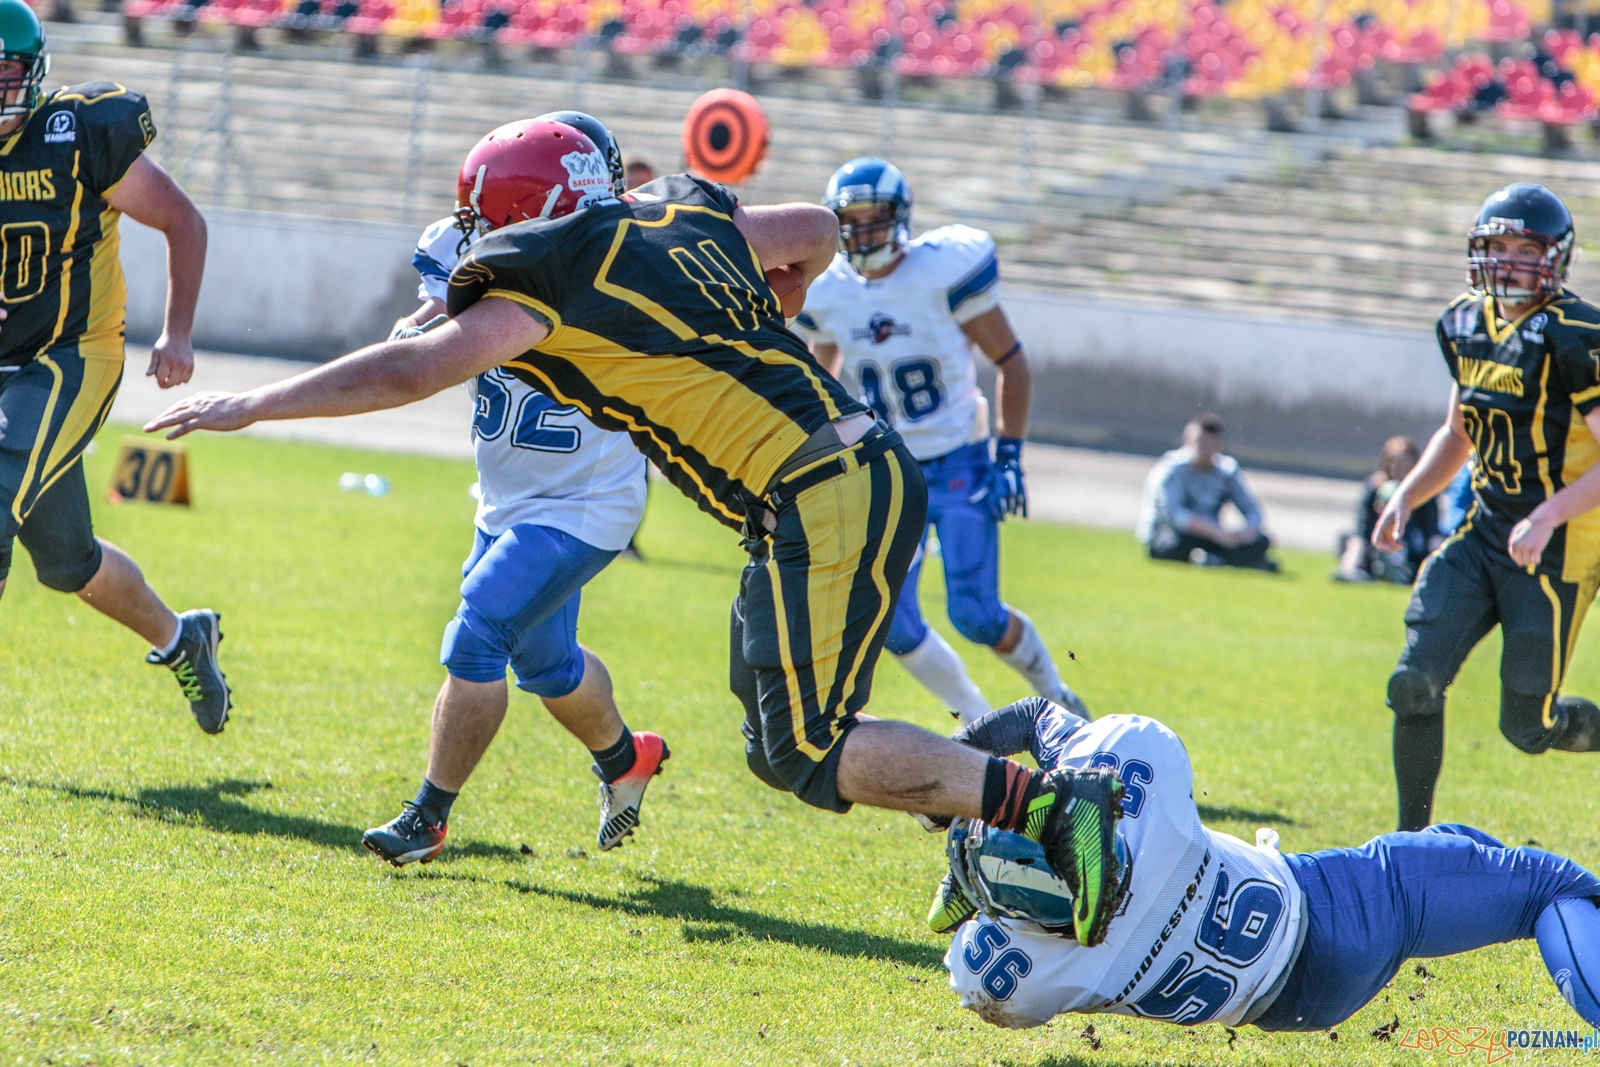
<box><xmin>121</xmin><ymin>209</ymin><xmax>1449</xmax><ymax>476</ymax></box>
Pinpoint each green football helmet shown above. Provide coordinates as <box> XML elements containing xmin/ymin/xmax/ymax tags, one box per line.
<box><xmin>0</xmin><ymin>0</ymin><xmax>47</xmax><ymax>121</ymax></box>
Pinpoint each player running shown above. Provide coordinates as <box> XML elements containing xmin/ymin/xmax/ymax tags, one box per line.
<box><xmin>361</xmin><ymin>116</ymin><xmax>667</xmax><ymax>866</ymax></box>
<box><xmin>797</xmin><ymin>158</ymin><xmax>1083</xmax><ymax>724</ymax></box>
<box><xmin>930</xmin><ymin>697</ymin><xmax>1600</xmax><ymax>1034</ymax></box>
<box><xmin>145</xmin><ymin>123</ymin><xmax>1125</xmax><ymax>920</ymax></box>
<box><xmin>0</xmin><ymin>0</ymin><xmax>229</xmax><ymax>731</ymax></box>
<box><xmin>1374</xmin><ymin>183</ymin><xmax>1600</xmax><ymax>833</ymax></box>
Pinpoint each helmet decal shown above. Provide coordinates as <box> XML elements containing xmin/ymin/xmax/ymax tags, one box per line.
<box><xmin>454</xmin><ymin>120</ymin><xmax>616</xmax><ymax>238</ymax></box>
<box><xmin>559</xmin><ymin>148</ymin><xmax>614</xmax><ymax>207</ymax></box>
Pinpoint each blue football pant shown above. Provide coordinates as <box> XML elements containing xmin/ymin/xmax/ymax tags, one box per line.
<box><xmin>1256</xmin><ymin>824</ymin><xmax>1600</xmax><ymax>1031</ymax></box>
<box><xmin>884</xmin><ymin>442</ymin><xmax>1010</xmax><ymax>654</ymax></box>
<box><xmin>439</xmin><ymin>523</ymin><xmax>617</xmax><ymax>698</ymax></box>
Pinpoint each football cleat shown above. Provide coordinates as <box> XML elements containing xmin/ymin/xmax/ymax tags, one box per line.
<box><xmin>928</xmin><ymin>867</ymin><xmax>977</xmax><ymax>934</ymax></box>
<box><xmin>362</xmin><ymin>802</ymin><xmax>447</xmax><ymax>866</ymax></box>
<box><xmin>1033</xmin><ymin>767</ymin><xmax>1126</xmax><ymax>947</ymax></box>
<box><xmin>146</xmin><ymin>609</ymin><xmax>232</xmax><ymax>734</ymax></box>
<box><xmin>595</xmin><ymin>731</ymin><xmax>670</xmax><ymax>851</ymax></box>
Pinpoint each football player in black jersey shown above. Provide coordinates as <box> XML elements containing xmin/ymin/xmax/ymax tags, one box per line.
<box><xmin>1375</xmin><ymin>183</ymin><xmax>1600</xmax><ymax>831</ymax></box>
<box><xmin>0</xmin><ymin>0</ymin><xmax>230</xmax><ymax>731</ymax></box>
<box><xmin>148</xmin><ymin>123</ymin><xmax>1128</xmax><ymax>938</ymax></box>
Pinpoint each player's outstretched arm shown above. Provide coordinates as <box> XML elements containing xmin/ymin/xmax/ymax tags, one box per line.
<box><xmin>1375</xmin><ymin>384</ymin><xmax>1472</xmax><ymax>552</ymax></box>
<box><xmin>733</xmin><ymin>203</ymin><xmax>838</xmax><ymax>284</ymax></box>
<box><xmin>144</xmin><ymin>297</ymin><xmax>546</xmax><ymax>439</ymax></box>
<box><xmin>1509</xmin><ymin>406</ymin><xmax>1600</xmax><ymax>566</ymax></box>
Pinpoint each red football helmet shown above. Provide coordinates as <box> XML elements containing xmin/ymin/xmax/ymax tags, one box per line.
<box><xmin>454</xmin><ymin>119</ymin><xmax>615</xmax><ymax>237</ymax></box>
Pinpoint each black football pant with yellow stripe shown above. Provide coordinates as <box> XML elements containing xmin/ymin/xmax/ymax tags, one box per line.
<box><xmin>0</xmin><ymin>346</ymin><xmax>122</xmax><ymax>590</ymax></box>
<box><xmin>1390</xmin><ymin>525</ymin><xmax>1600</xmax><ymax>828</ymax></box>
<box><xmin>730</xmin><ymin>435</ymin><xmax>928</xmax><ymax>813</ymax></box>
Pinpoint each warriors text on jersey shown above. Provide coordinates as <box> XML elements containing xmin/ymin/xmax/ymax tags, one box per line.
<box><xmin>796</xmin><ymin>225</ymin><xmax>999</xmax><ymax>461</ymax></box>
<box><xmin>445</xmin><ymin>174</ymin><xmax>867</xmax><ymax>531</ymax></box>
<box><xmin>413</xmin><ymin>218</ymin><xmax>645</xmax><ymax>551</ymax></box>
<box><xmin>1439</xmin><ymin>291</ymin><xmax>1600</xmax><ymax>580</ymax></box>
<box><xmin>947</xmin><ymin>713</ymin><xmax>1306</xmax><ymax>1029</ymax></box>
<box><xmin>0</xmin><ymin>82</ymin><xmax>154</xmax><ymax>368</ymax></box>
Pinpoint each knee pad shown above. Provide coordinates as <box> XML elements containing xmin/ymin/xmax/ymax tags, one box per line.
<box><xmin>1501</xmin><ymin>689</ymin><xmax>1561</xmax><ymax>754</ymax></box>
<box><xmin>947</xmin><ymin>594</ymin><xmax>1009</xmax><ymax>648</ymax></box>
<box><xmin>30</xmin><ymin>534</ymin><xmax>102</xmax><ymax>593</ymax></box>
<box><xmin>1387</xmin><ymin>666</ymin><xmax>1444</xmax><ymax>720</ymax></box>
<box><xmin>439</xmin><ymin>609</ymin><xmax>512</xmax><ymax>684</ymax></box>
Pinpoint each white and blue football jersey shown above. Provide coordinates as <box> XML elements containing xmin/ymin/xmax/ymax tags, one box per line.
<box><xmin>946</xmin><ymin>715</ymin><xmax>1307</xmax><ymax>1030</ymax></box>
<box><xmin>797</xmin><ymin>224</ymin><xmax>1001</xmax><ymax>461</ymax></box>
<box><xmin>414</xmin><ymin>218</ymin><xmax>646</xmax><ymax>551</ymax></box>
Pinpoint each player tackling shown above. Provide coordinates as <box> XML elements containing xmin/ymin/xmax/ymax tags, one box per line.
<box><xmin>932</xmin><ymin>697</ymin><xmax>1600</xmax><ymax>1034</ymax></box>
<box><xmin>798</xmin><ymin>158</ymin><xmax>1084</xmax><ymax>723</ymax></box>
<box><xmin>362</xmin><ymin>115</ymin><xmax>667</xmax><ymax>865</ymax></box>
<box><xmin>144</xmin><ymin>123</ymin><xmax>1126</xmax><ymax>924</ymax></box>
<box><xmin>1374</xmin><ymin>183</ymin><xmax>1600</xmax><ymax>832</ymax></box>
<box><xmin>0</xmin><ymin>0</ymin><xmax>229</xmax><ymax>731</ymax></box>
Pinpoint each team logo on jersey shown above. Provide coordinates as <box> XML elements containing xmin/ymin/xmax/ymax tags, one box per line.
<box><xmin>852</xmin><ymin>312</ymin><xmax>911</xmax><ymax>344</ymax></box>
<box><xmin>42</xmin><ymin>112</ymin><xmax>75</xmax><ymax>145</ymax></box>
<box><xmin>560</xmin><ymin>149</ymin><xmax>614</xmax><ymax>208</ymax></box>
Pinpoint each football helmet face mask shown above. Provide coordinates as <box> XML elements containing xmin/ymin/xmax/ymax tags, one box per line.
<box><xmin>533</xmin><ymin>110</ymin><xmax>626</xmax><ymax>196</ymax></box>
<box><xmin>946</xmin><ymin>817</ymin><xmax>1132</xmax><ymax>940</ymax></box>
<box><xmin>1467</xmin><ymin>183</ymin><xmax>1575</xmax><ymax>303</ymax></box>
<box><xmin>453</xmin><ymin>120</ymin><xmax>616</xmax><ymax>240</ymax></box>
<box><xmin>0</xmin><ymin>0</ymin><xmax>49</xmax><ymax>122</ymax></box>
<box><xmin>824</xmin><ymin>156</ymin><xmax>912</xmax><ymax>274</ymax></box>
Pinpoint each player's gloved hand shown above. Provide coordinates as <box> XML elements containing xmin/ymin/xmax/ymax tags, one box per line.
<box><xmin>970</xmin><ymin>437</ymin><xmax>1027</xmax><ymax>521</ymax></box>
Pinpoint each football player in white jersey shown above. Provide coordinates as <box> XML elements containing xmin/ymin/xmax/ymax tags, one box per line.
<box><xmin>797</xmin><ymin>158</ymin><xmax>1083</xmax><ymax>724</ymax></box>
<box><xmin>929</xmin><ymin>698</ymin><xmax>1600</xmax><ymax>1034</ymax></box>
<box><xmin>361</xmin><ymin>115</ymin><xmax>669</xmax><ymax>866</ymax></box>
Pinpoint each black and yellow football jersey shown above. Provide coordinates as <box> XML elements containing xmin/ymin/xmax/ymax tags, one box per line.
<box><xmin>1439</xmin><ymin>290</ymin><xmax>1600</xmax><ymax>580</ymax></box>
<box><xmin>0</xmin><ymin>81</ymin><xmax>153</xmax><ymax>367</ymax></box>
<box><xmin>446</xmin><ymin>174</ymin><xmax>867</xmax><ymax>531</ymax></box>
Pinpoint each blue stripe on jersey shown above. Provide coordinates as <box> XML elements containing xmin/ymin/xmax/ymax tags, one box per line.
<box><xmin>413</xmin><ymin>250</ymin><xmax>452</xmax><ymax>279</ymax></box>
<box><xmin>946</xmin><ymin>254</ymin><xmax>999</xmax><ymax>313</ymax></box>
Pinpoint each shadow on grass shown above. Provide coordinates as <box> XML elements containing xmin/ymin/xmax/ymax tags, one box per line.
<box><xmin>510</xmin><ymin>874</ymin><xmax>946</xmax><ymax>969</ymax></box>
<box><xmin>1197</xmin><ymin>803</ymin><xmax>1297</xmax><ymax>826</ymax></box>
<box><xmin>10</xmin><ymin>777</ymin><xmax>520</xmax><ymax>861</ymax></box>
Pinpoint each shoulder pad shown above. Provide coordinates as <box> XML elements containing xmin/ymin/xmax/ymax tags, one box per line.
<box><xmin>1547</xmin><ymin>295</ymin><xmax>1600</xmax><ymax>331</ymax></box>
<box><xmin>51</xmin><ymin>82</ymin><xmax>140</xmax><ymax>108</ymax></box>
<box><xmin>912</xmin><ymin>224</ymin><xmax>997</xmax><ymax>275</ymax></box>
<box><xmin>1440</xmin><ymin>296</ymin><xmax>1483</xmax><ymax>340</ymax></box>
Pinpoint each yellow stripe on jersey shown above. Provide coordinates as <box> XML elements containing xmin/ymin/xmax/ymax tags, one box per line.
<box><xmin>504</xmin><ymin>320</ymin><xmax>820</xmax><ymax>507</ymax></box>
<box><xmin>11</xmin><ymin>352</ymin><xmax>62</xmax><ymax>523</ymax></box>
<box><xmin>82</xmin><ymin>205</ymin><xmax>127</xmax><ymax>345</ymax></box>
<box><xmin>1572</xmin><ymin>383</ymin><xmax>1600</xmax><ymax>406</ymax></box>
<box><xmin>1538</xmin><ymin>574</ymin><xmax>1563</xmax><ymax>728</ymax></box>
<box><xmin>482</xmin><ymin>288</ymin><xmax>562</xmax><ymax>333</ymax></box>
<box><xmin>1563</xmin><ymin>402</ymin><xmax>1600</xmax><ymax>584</ymax></box>
<box><xmin>1532</xmin><ymin>358</ymin><xmax>1555</xmax><ymax>498</ymax></box>
<box><xmin>35</xmin><ymin>339</ymin><xmax>120</xmax><ymax>499</ymax></box>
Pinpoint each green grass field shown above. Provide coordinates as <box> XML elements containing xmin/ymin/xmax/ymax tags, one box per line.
<box><xmin>3</xmin><ymin>423</ymin><xmax>1598</xmax><ymax>1066</ymax></box>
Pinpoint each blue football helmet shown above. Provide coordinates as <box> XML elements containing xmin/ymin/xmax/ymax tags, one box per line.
<box><xmin>823</xmin><ymin>157</ymin><xmax>912</xmax><ymax>274</ymax></box>
<box><xmin>947</xmin><ymin>817</ymin><xmax>1132</xmax><ymax>939</ymax></box>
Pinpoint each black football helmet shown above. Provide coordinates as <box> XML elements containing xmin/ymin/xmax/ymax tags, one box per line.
<box><xmin>1467</xmin><ymin>183</ymin><xmax>1575</xmax><ymax>301</ymax></box>
<box><xmin>533</xmin><ymin>110</ymin><xmax>625</xmax><ymax>196</ymax></box>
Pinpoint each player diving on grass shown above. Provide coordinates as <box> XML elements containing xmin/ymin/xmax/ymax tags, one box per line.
<box><xmin>144</xmin><ymin>115</ymin><xmax>1127</xmax><ymax>930</ymax></box>
<box><xmin>796</xmin><ymin>158</ymin><xmax>1085</xmax><ymax>724</ymax></box>
<box><xmin>361</xmin><ymin>116</ymin><xmax>668</xmax><ymax>864</ymax></box>
<box><xmin>1374</xmin><ymin>183</ymin><xmax>1600</xmax><ymax>834</ymax></box>
<box><xmin>0</xmin><ymin>0</ymin><xmax>230</xmax><ymax>731</ymax></box>
<box><xmin>926</xmin><ymin>697</ymin><xmax>1600</xmax><ymax>1034</ymax></box>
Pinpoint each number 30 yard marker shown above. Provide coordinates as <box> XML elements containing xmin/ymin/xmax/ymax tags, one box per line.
<box><xmin>108</xmin><ymin>436</ymin><xmax>191</xmax><ymax>506</ymax></box>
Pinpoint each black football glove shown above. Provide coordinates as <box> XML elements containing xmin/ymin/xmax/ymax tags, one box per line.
<box><xmin>970</xmin><ymin>437</ymin><xmax>1027</xmax><ymax>521</ymax></box>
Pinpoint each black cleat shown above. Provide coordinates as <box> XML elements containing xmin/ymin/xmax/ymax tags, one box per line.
<box><xmin>362</xmin><ymin>802</ymin><xmax>448</xmax><ymax>866</ymax></box>
<box><xmin>1034</xmin><ymin>766</ymin><xmax>1126</xmax><ymax>947</ymax></box>
<box><xmin>147</xmin><ymin>609</ymin><xmax>232</xmax><ymax>734</ymax></box>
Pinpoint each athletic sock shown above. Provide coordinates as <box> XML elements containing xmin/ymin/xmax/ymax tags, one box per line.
<box><xmin>412</xmin><ymin>778</ymin><xmax>458</xmax><ymax>828</ymax></box>
<box><xmin>1393</xmin><ymin>714</ymin><xmax>1445</xmax><ymax>832</ymax></box>
<box><xmin>590</xmin><ymin>728</ymin><xmax>637</xmax><ymax>783</ymax></box>
<box><xmin>994</xmin><ymin>610</ymin><xmax>1069</xmax><ymax>704</ymax></box>
<box><xmin>981</xmin><ymin>756</ymin><xmax>1054</xmax><ymax>840</ymax></box>
<box><xmin>152</xmin><ymin>619</ymin><xmax>182</xmax><ymax>661</ymax></box>
<box><xmin>897</xmin><ymin>629</ymin><xmax>992</xmax><ymax>723</ymax></box>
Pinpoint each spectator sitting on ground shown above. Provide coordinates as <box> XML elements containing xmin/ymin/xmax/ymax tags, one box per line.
<box><xmin>624</xmin><ymin>157</ymin><xmax>654</xmax><ymax>189</ymax></box>
<box><xmin>1334</xmin><ymin>436</ymin><xmax>1443</xmax><ymax>584</ymax></box>
<box><xmin>1137</xmin><ymin>414</ymin><xmax>1278</xmax><ymax>572</ymax></box>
